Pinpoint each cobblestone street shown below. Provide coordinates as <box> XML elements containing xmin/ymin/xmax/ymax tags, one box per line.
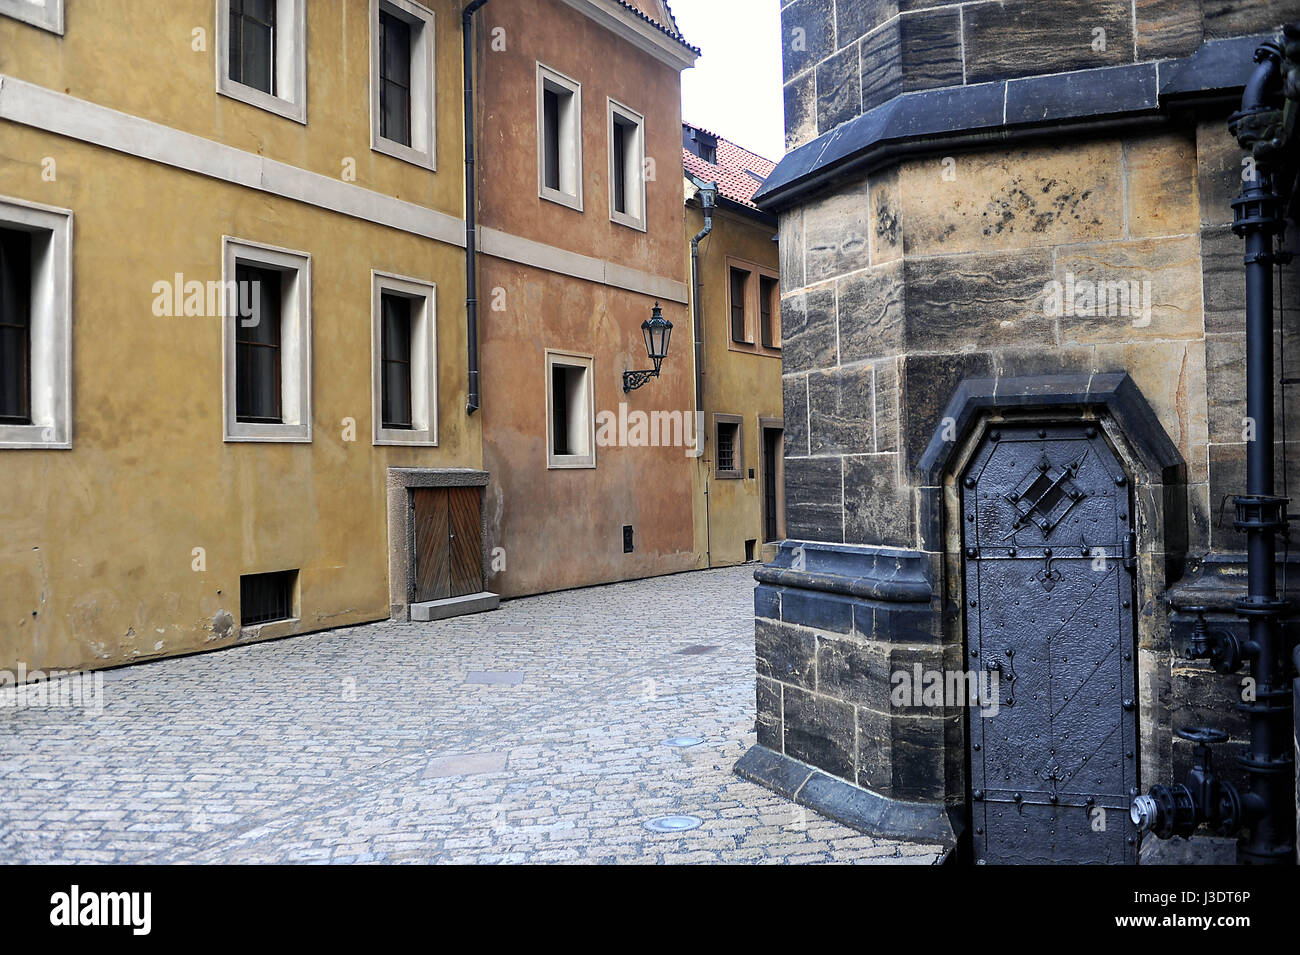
<box><xmin>0</xmin><ymin>566</ymin><xmax>942</xmax><ymax>864</ymax></box>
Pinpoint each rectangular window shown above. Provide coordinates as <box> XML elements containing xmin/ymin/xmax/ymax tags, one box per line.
<box><xmin>0</xmin><ymin>196</ymin><xmax>72</xmax><ymax>450</ymax></box>
<box><xmin>372</xmin><ymin>271</ymin><xmax>437</xmax><ymax>446</ymax></box>
<box><xmin>613</xmin><ymin>121</ymin><xmax>627</xmax><ymax>213</ymax></box>
<box><xmin>371</xmin><ymin>0</ymin><xmax>436</xmax><ymax>168</ymax></box>
<box><xmin>380</xmin><ymin>293</ymin><xmax>413</xmax><ymax>429</ymax></box>
<box><xmin>0</xmin><ymin>228</ymin><xmax>32</xmax><ymax>424</ymax></box>
<box><xmin>537</xmin><ymin>64</ymin><xmax>583</xmax><ymax>211</ymax></box>
<box><xmin>379</xmin><ymin>11</ymin><xmax>411</xmax><ymax>146</ymax></box>
<box><xmin>240</xmin><ymin>569</ymin><xmax>298</xmax><ymax>626</ymax></box>
<box><xmin>608</xmin><ymin>100</ymin><xmax>646</xmax><ymax>231</ymax></box>
<box><xmin>730</xmin><ymin>267</ymin><xmax>750</xmax><ymax>344</ymax></box>
<box><xmin>217</xmin><ymin>0</ymin><xmax>307</xmax><ymax>124</ymax></box>
<box><xmin>715</xmin><ymin>415</ymin><xmax>742</xmax><ymax>479</ymax></box>
<box><xmin>223</xmin><ymin>238</ymin><xmax>311</xmax><ymax>442</ymax></box>
<box><xmin>546</xmin><ymin>351</ymin><xmax>594</xmax><ymax>469</ymax></box>
<box><xmin>229</xmin><ymin>0</ymin><xmax>276</xmax><ymax>95</ymax></box>
<box><xmin>234</xmin><ymin>264</ymin><xmax>283</xmax><ymax>423</ymax></box>
<box><xmin>543</xmin><ymin>89</ymin><xmax>562</xmax><ymax>191</ymax></box>
<box><xmin>759</xmin><ymin>275</ymin><xmax>779</xmax><ymax>349</ymax></box>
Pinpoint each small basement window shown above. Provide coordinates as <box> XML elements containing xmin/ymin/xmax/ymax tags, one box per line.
<box><xmin>240</xmin><ymin>569</ymin><xmax>298</xmax><ymax>626</ymax></box>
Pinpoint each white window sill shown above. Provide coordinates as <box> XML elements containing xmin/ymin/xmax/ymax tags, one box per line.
<box><xmin>610</xmin><ymin>209</ymin><xmax>647</xmax><ymax>232</ymax></box>
<box><xmin>372</xmin><ymin>136</ymin><xmax>436</xmax><ymax>171</ymax></box>
<box><xmin>541</xmin><ymin>187</ymin><xmax>583</xmax><ymax>212</ymax></box>
<box><xmin>224</xmin><ymin>423</ymin><xmax>312</xmax><ymax>443</ymax></box>
<box><xmin>217</xmin><ymin>78</ymin><xmax>307</xmax><ymax>125</ymax></box>
<box><xmin>375</xmin><ymin>428</ymin><xmax>437</xmax><ymax>447</ymax></box>
<box><xmin>0</xmin><ymin>423</ymin><xmax>70</xmax><ymax>450</ymax></box>
<box><xmin>547</xmin><ymin>456</ymin><xmax>595</xmax><ymax>470</ymax></box>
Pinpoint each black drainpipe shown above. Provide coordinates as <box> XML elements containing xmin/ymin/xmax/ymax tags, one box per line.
<box><xmin>1228</xmin><ymin>41</ymin><xmax>1295</xmax><ymax>864</ymax></box>
<box><xmin>690</xmin><ymin>181</ymin><xmax>716</xmax><ymax>566</ymax></box>
<box><xmin>462</xmin><ymin>0</ymin><xmax>489</xmax><ymax>414</ymax></box>
<box><xmin>1131</xmin><ymin>40</ymin><xmax>1297</xmax><ymax>865</ymax></box>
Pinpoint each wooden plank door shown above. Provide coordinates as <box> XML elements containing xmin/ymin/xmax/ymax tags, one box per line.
<box><xmin>412</xmin><ymin>488</ymin><xmax>450</xmax><ymax>602</ymax></box>
<box><xmin>448</xmin><ymin>486</ymin><xmax>482</xmax><ymax>598</ymax></box>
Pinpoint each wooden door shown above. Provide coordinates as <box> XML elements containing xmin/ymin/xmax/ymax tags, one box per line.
<box><xmin>448</xmin><ymin>486</ymin><xmax>482</xmax><ymax>598</ymax></box>
<box><xmin>412</xmin><ymin>487</ymin><xmax>483</xmax><ymax>603</ymax></box>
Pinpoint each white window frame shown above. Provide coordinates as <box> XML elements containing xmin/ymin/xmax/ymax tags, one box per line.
<box><xmin>221</xmin><ymin>237</ymin><xmax>312</xmax><ymax>443</ymax></box>
<box><xmin>536</xmin><ymin>63</ymin><xmax>584</xmax><ymax>212</ymax></box>
<box><xmin>369</xmin><ymin>0</ymin><xmax>437</xmax><ymax>170</ymax></box>
<box><xmin>371</xmin><ymin>270</ymin><xmax>437</xmax><ymax>446</ymax></box>
<box><xmin>0</xmin><ymin>0</ymin><xmax>63</xmax><ymax>33</ymax></box>
<box><xmin>215</xmin><ymin>0</ymin><xmax>308</xmax><ymax>125</ymax></box>
<box><xmin>0</xmin><ymin>196</ymin><xmax>72</xmax><ymax>450</ymax></box>
<box><xmin>607</xmin><ymin>98</ymin><xmax>647</xmax><ymax>232</ymax></box>
<box><xmin>545</xmin><ymin>349</ymin><xmax>595</xmax><ymax>470</ymax></box>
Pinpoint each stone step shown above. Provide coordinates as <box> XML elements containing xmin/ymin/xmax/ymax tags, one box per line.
<box><xmin>410</xmin><ymin>592</ymin><xmax>499</xmax><ymax>622</ymax></box>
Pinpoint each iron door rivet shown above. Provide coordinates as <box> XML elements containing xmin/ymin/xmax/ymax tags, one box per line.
<box><xmin>967</xmin><ymin>546</ymin><xmax>978</xmax><ymax>557</ymax></box>
<box><xmin>1086</xmin><ymin>428</ymin><xmax>1097</xmax><ymax>438</ymax></box>
<box><xmin>974</xmin><ymin>789</ymin><xmax>984</xmax><ymax>800</ymax></box>
<box><xmin>1122</xmin><ymin>699</ymin><xmax>1134</xmax><ymax>711</ymax></box>
<box><xmin>1038</xmin><ymin>429</ymin><xmax>1047</xmax><ymax>438</ymax></box>
<box><xmin>991</xmin><ymin>431</ymin><xmax>1001</xmax><ymax>441</ymax></box>
<box><xmin>1115</xmin><ymin>475</ymin><xmax>1126</xmax><ymax>486</ymax></box>
<box><xmin>964</xmin><ymin>477</ymin><xmax>976</xmax><ymax>488</ymax></box>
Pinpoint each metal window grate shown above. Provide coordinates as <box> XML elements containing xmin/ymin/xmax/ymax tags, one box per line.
<box><xmin>717</xmin><ymin>422</ymin><xmax>738</xmax><ymax>473</ymax></box>
<box><xmin>240</xmin><ymin>570</ymin><xmax>297</xmax><ymax>626</ymax></box>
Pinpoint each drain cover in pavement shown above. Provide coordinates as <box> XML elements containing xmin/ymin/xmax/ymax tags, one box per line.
<box><xmin>663</xmin><ymin>736</ymin><xmax>705</xmax><ymax>747</ymax></box>
<box><xmin>643</xmin><ymin>815</ymin><xmax>704</xmax><ymax>833</ymax></box>
<box><xmin>464</xmin><ymin>671</ymin><xmax>525</xmax><ymax>685</ymax></box>
<box><xmin>423</xmin><ymin>752</ymin><xmax>508</xmax><ymax>778</ymax></box>
<box><xmin>676</xmin><ymin>645</ymin><xmax>718</xmax><ymax>655</ymax></box>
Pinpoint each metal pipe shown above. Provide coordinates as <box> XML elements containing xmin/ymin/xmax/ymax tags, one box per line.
<box><xmin>690</xmin><ymin>183</ymin><xmax>715</xmax><ymax>567</ymax></box>
<box><xmin>462</xmin><ymin>0</ymin><xmax>489</xmax><ymax>415</ymax></box>
<box><xmin>1229</xmin><ymin>41</ymin><xmax>1295</xmax><ymax>865</ymax></box>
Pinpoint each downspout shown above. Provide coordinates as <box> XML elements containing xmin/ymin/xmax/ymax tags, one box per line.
<box><xmin>1229</xmin><ymin>41</ymin><xmax>1295</xmax><ymax>864</ymax></box>
<box><xmin>462</xmin><ymin>0</ymin><xmax>489</xmax><ymax>415</ymax></box>
<box><xmin>1132</xmin><ymin>39</ymin><xmax>1298</xmax><ymax>865</ymax></box>
<box><xmin>690</xmin><ymin>181</ymin><xmax>716</xmax><ymax>567</ymax></box>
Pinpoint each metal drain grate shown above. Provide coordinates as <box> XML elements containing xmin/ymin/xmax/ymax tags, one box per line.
<box><xmin>643</xmin><ymin>815</ymin><xmax>703</xmax><ymax>833</ymax></box>
<box><xmin>662</xmin><ymin>736</ymin><xmax>705</xmax><ymax>747</ymax></box>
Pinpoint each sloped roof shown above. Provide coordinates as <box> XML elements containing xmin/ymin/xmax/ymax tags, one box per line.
<box><xmin>613</xmin><ymin>0</ymin><xmax>700</xmax><ymax>54</ymax></box>
<box><xmin>681</xmin><ymin>123</ymin><xmax>778</xmax><ymax>211</ymax></box>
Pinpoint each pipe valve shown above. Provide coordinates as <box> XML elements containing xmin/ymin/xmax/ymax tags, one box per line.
<box><xmin>1131</xmin><ymin>727</ymin><xmax>1244</xmax><ymax>840</ymax></box>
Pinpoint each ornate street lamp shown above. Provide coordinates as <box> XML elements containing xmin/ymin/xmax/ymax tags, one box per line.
<box><xmin>623</xmin><ymin>302</ymin><xmax>673</xmax><ymax>392</ymax></box>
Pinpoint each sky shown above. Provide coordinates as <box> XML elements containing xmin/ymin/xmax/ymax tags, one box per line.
<box><xmin>670</xmin><ymin>0</ymin><xmax>785</xmax><ymax>163</ymax></box>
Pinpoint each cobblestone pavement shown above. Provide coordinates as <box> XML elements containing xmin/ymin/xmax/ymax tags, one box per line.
<box><xmin>0</xmin><ymin>566</ymin><xmax>943</xmax><ymax>864</ymax></box>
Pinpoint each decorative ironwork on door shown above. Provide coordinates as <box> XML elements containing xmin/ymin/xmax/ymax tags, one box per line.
<box><xmin>962</xmin><ymin>423</ymin><xmax>1140</xmax><ymax>864</ymax></box>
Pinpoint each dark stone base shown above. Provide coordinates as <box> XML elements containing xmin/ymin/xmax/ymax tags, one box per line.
<box><xmin>1139</xmin><ymin>833</ymin><xmax>1238</xmax><ymax>865</ymax></box>
<box><xmin>734</xmin><ymin>744</ymin><xmax>961</xmax><ymax>855</ymax></box>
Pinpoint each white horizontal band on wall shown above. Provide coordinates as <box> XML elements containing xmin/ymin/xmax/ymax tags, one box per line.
<box><xmin>0</xmin><ymin>74</ymin><xmax>687</xmax><ymax>304</ymax></box>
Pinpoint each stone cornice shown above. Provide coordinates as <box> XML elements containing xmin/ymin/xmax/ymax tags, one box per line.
<box><xmin>756</xmin><ymin>34</ymin><xmax>1271</xmax><ymax>213</ymax></box>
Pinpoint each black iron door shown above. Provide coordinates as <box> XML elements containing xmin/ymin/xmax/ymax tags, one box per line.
<box><xmin>962</xmin><ymin>423</ymin><xmax>1139</xmax><ymax>864</ymax></box>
